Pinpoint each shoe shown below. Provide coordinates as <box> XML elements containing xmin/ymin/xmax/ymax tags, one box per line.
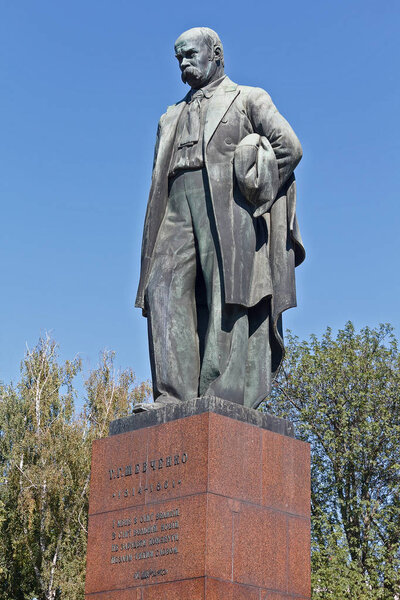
<box><xmin>132</xmin><ymin>396</ymin><xmax>180</xmax><ymax>413</ymax></box>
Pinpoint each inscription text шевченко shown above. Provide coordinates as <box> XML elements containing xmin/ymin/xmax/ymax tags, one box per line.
<box><xmin>106</xmin><ymin>450</ymin><xmax>187</xmax><ymax>580</ymax></box>
<box><xmin>108</xmin><ymin>453</ymin><xmax>188</xmax><ymax>480</ymax></box>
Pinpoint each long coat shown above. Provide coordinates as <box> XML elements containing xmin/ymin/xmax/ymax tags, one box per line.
<box><xmin>136</xmin><ymin>76</ymin><xmax>305</xmax><ymax>377</ymax></box>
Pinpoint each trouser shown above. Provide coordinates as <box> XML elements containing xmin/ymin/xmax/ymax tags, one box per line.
<box><xmin>145</xmin><ymin>168</ymin><xmax>271</xmax><ymax>408</ymax></box>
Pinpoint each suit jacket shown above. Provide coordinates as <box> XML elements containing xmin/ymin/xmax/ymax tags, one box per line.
<box><xmin>135</xmin><ymin>77</ymin><xmax>305</xmax><ymax>376</ymax></box>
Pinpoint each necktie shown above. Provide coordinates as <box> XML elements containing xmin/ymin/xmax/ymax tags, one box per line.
<box><xmin>178</xmin><ymin>89</ymin><xmax>204</xmax><ymax>148</ymax></box>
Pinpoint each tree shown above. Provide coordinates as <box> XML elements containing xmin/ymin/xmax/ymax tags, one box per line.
<box><xmin>0</xmin><ymin>336</ymin><xmax>151</xmax><ymax>600</ymax></box>
<box><xmin>83</xmin><ymin>349</ymin><xmax>151</xmax><ymax>443</ymax></box>
<box><xmin>0</xmin><ymin>336</ymin><xmax>84</xmax><ymax>600</ymax></box>
<box><xmin>266</xmin><ymin>322</ymin><xmax>400</xmax><ymax>599</ymax></box>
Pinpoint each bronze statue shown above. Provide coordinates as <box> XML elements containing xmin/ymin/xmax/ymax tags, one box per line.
<box><xmin>136</xmin><ymin>27</ymin><xmax>304</xmax><ymax>409</ymax></box>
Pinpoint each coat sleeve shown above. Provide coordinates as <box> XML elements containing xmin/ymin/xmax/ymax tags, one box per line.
<box><xmin>245</xmin><ymin>87</ymin><xmax>302</xmax><ymax>188</ymax></box>
<box><xmin>152</xmin><ymin>114</ymin><xmax>164</xmax><ymax>170</ymax></box>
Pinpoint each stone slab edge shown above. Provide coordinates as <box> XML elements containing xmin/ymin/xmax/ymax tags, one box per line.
<box><xmin>109</xmin><ymin>396</ymin><xmax>294</xmax><ymax>438</ymax></box>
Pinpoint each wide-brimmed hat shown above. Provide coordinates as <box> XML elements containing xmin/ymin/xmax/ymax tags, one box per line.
<box><xmin>234</xmin><ymin>133</ymin><xmax>279</xmax><ymax>217</ymax></box>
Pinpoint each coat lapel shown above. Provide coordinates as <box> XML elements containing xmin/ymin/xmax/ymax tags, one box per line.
<box><xmin>154</xmin><ymin>100</ymin><xmax>186</xmax><ymax>175</ymax></box>
<box><xmin>204</xmin><ymin>77</ymin><xmax>239</xmax><ymax>147</ymax></box>
<box><xmin>164</xmin><ymin>99</ymin><xmax>187</xmax><ymax>132</ymax></box>
<box><xmin>157</xmin><ymin>78</ymin><xmax>239</xmax><ymax>163</ymax></box>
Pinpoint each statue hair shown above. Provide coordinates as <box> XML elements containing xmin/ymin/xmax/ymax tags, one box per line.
<box><xmin>177</xmin><ymin>27</ymin><xmax>225</xmax><ymax>67</ymax></box>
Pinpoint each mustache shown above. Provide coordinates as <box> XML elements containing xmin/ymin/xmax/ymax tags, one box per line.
<box><xmin>181</xmin><ymin>66</ymin><xmax>202</xmax><ymax>83</ymax></box>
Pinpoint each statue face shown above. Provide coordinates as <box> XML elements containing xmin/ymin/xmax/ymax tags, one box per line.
<box><xmin>175</xmin><ymin>31</ymin><xmax>218</xmax><ymax>89</ymax></box>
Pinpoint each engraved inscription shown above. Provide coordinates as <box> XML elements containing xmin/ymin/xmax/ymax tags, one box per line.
<box><xmin>134</xmin><ymin>568</ymin><xmax>168</xmax><ymax>581</ymax></box>
<box><xmin>108</xmin><ymin>453</ymin><xmax>188</xmax><ymax>480</ymax></box>
<box><xmin>109</xmin><ymin>506</ymin><xmax>181</xmax><ymax>573</ymax></box>
<box><xmin>111</xmin><ymin>478</ymin><xmax>182</xmax><ymax>500</ymax></box>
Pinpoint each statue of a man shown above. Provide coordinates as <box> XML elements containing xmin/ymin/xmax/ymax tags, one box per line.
<box><xmin>135</xmin><ymin>27</ymin><xmax>305</xmax><ymax>409</ymax></box>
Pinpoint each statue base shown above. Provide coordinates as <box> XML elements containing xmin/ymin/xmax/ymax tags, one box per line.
<box><xmin>85</xmin><ymin>397</ymin><xmax>311</xmax><ymax>599</ymax></box>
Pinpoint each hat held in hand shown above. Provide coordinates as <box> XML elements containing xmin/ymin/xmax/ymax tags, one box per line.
<box><xmin>234</xmin><ymin>133</ymin><xmax>279</xmax><ymax>217</ymax></box>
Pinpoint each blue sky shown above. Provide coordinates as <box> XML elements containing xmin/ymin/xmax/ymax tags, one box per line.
<box><xmin>1</xmin><ymin>0</ymin><xmax>399</xmax><ymax>397</ymax></box>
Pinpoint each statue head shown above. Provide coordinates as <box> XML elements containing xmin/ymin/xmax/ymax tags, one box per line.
<box><xmin>174</xmin><ymin>27</ymin><xmax>224</xmax><ymax>89</ymax></box>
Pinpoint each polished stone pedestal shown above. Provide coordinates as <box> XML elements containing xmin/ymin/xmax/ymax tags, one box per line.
<box><xmin>85</xmin><ymin>398</ymin><xmax>311</xmax><ymax>599</ymax></box>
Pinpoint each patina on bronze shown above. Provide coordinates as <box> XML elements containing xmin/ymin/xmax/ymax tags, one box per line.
<box><xmin>135</xmin><ymin>27</ymin><xmax>305</xmax><ymax>409</ymax></box>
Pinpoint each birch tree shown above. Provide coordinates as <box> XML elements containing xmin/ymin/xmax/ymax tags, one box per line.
<box><xmin>0</xmin><ymin>337</ymin><xmax>150</xmax><ymax>599</ymax></box>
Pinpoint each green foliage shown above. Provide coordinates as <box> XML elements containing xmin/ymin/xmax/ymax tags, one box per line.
<box><xmin>83</xmin><ymin>350</ymin><xmax>151</xmax><ymax>443</ymax></box>
<box><xmin>0</xmin><ymin>336</ymin><xmax>151</xmax><ymax>600</ymax></box>
<box><xmin>2</xmin><ymin>325</ymin><xmax>399</xmax><ymax>598</ymax></box>
<box><xmin>267</xmin><ymin>322</ymin><xmax>400</xmax><ymax>599</ymax></box>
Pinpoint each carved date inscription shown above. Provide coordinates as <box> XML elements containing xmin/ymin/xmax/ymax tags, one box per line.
<box><xmin>111</xmin><ymin>478</ymin><xmax>182</xmax><ymax>501</ymax></box>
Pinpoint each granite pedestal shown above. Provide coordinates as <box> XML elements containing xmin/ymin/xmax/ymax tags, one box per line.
<box><xmin>85</xmin><ymin>397</ymin><xmax>311</xmax><ymax>599</ymax></box>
